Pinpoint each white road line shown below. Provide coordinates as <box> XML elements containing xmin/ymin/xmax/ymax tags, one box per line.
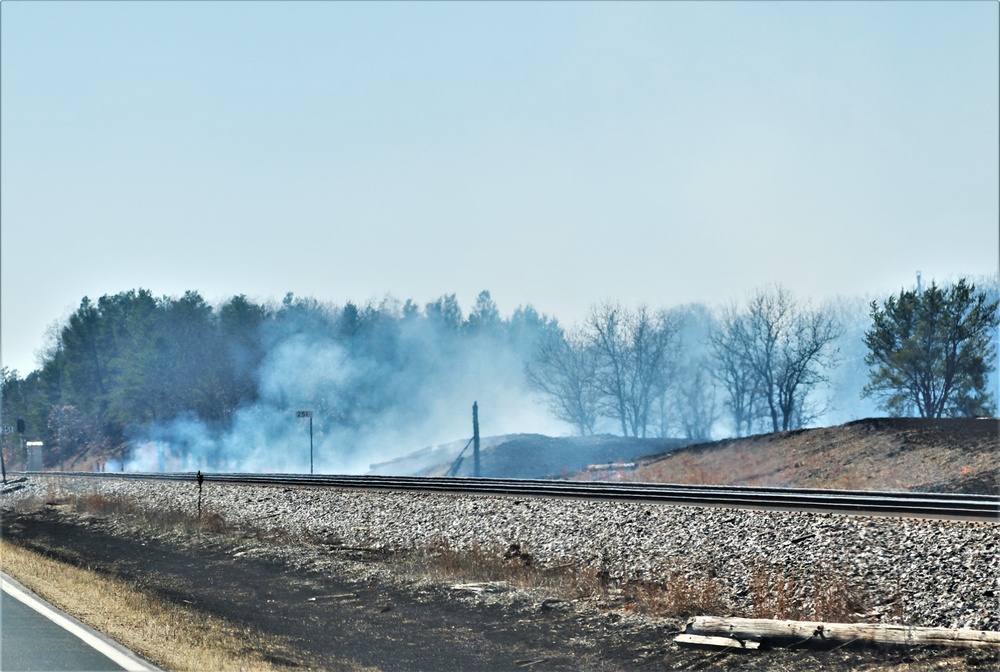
<box><xmin>1</xmin><ymin>573</ymin><xmax>158</xmax><ymax>672</ymax></box>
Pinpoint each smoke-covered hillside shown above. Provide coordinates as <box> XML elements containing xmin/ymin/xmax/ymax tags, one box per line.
<box><xmin>369</xmin><ymin>433</ymin><xmax>693</xmax><ymax>479</ymax></box>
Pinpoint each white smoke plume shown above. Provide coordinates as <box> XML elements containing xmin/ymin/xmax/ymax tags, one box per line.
<box><xmin>121</xmin><ymin>296</ymin><xmax>568</xmax><ymax>474</ymax></box>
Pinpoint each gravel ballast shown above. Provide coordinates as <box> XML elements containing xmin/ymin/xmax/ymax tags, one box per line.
<box><xmin>8</xmin><ymin>474</ymin><xmax>999</xmax><ymax>633</ymax></box>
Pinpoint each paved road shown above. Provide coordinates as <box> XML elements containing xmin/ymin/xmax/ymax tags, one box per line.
<box><xmin>1</xmin><ymin>575</ymin><xmax>154</xmax><ymax>671</ymax></box>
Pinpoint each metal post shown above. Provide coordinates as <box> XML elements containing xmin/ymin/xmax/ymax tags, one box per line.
<box><xmin>473</xmin><ymin>401</ymin><xmax>480</xmax><ymax>478</ymax></box>
<box><xmin>197</xmin><ymin>470</ymin><xmax>204</xmax><ymax>521</ymax></box>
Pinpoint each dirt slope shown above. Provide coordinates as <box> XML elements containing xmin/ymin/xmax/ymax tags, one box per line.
<box><xmin>614</xmin><ymin>418</ymin><xmax>998</xmax><ymax>495</ymax></box>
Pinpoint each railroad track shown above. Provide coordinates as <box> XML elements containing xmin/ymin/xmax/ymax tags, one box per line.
<box><xmin>27</xmin><ymin>471</ymin><xmax>1000</xmax><ymax>521</ymax></box>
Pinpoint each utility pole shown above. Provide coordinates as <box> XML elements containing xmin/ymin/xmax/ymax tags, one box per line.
<box><xmin>472</xmin><ymin>401</ymin><xmax>480</xmax><ymax>478</ymax></box>
<box><xmin>297</xmin><ymin>411</ymin><xmax>314</xmax><ymax>474</ymax></box>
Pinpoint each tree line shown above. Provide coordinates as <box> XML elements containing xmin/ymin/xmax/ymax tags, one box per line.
<box><xmin>1</xmin><ymin>279</ymin><xmax>996</xmax><ymax>468</ymax></box>
<box><xmin>529</xmin><ymin>280</ymin><xmax>997</xmax><ymax>439</ymax></box>
<box><xmin>0</xmin><ymin>289</ymin><xmax>559</xmax><ymax>467</ymax></box>
<box><xmin>529</xmin><ymin>286</ymin><xmax>843</xmax><ymax>439</ymax></box>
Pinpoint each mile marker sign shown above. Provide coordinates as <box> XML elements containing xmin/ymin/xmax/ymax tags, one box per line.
<box><xmin>296</xmin><ymin>411</ymin><xmax>313</xmax><ymax>418</ymax></box>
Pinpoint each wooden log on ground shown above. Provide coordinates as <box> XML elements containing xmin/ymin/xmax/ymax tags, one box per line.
<box><xmin>685</xmin><ymin>616</ymin><xmax>1000</xmax><ymax>649</ymax></box>
<box><xmin>675</xmin><ymin>634</ymin><xmax>761</xmax><ymax>650</ymax></box>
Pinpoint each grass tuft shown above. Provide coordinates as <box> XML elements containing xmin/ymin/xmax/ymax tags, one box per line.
<box><xmin>626</xmin><ymin>571</ymin><xmax>730</xmax><ymax>618</ymax></box>
<box><xmin>404</xmin><ymin>538</ymin><xmax>606</xmax><ymax>599</ymax></box>
<box><xmin>748</xmin><ymin>561</ymin><xmax>867</xmax><ymax>622</ymax></box>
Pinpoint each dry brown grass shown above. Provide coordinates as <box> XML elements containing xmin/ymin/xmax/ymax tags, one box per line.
<box><xmin>624</xmin><ymin>418</ymin><xmax>999</xmax><ymax>494</ymax></box>
<box><xmin>748</xmin><ymin>561</ymin><xmax>867</xmax><ymax>622</ymax></box>
<box><xmin>637</xmin><ymin>443</ymin><xmax>774</xmax><ymax>487</ymax></box>
<box><xmin>405</xmin><ymin>540</ymin><xmax>870</xmax><ymax>624</ymax></box>
<box><xmin>72</xmin><ymin>492</ymin><xmax>204</xmax><ymax>531</ymax></box>
<box><xmin>0</xmin><ymin>539</ymin><xmax>319</xmax><ymax>671</ymax></box>
<box><xmin>404</xmin><ymin>538</ymin><xmax>607</xmax><ymax>600</ymax></box>
<box><xmin>407</xmin><ymin>541</ymin><xmax>739</xmax><ymax>620</ymax></box>
<box><xmin>66</xmin><ymin>490</ymin><xmax>268</xmax><ymax>540</ymax></box>
<box><xmin>811</xmin><ymin>572</ymin><xmax>866</xmax><ymax>622</ymax></box>
<box><xmin>626</xmin><ymin>571</ymin><xmax>730</xmax><ymax>618</ymax></box>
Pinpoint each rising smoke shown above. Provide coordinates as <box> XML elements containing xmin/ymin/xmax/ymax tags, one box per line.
<box><xmin>121</xmin><ymin>296</ymin><xmax>568</xmax><ymax>474</ymax></box>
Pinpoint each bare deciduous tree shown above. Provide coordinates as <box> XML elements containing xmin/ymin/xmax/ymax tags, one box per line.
<box><xmin>740</xmin><ymin>286</ymin><xmax>841</xmax><ymax>432</ymax></box>
<box><xmin>588</xmin><ymin>302</ymin><xmax>680</xmax><ymax>438</ymax></box>
<box><xmin>670</xmin><ymin>358</ymin><xmax>719</xmax><ymax>441</ymax></box>
<box><xmin>526</xmin><ymin>328</ymin><xmax>600</xmax><ymax>436</ymax></box>
<box><xmin>710</xmin><ymin>304</ymin><xmax>763</xmax><ymax>436</ymax></box>
<box><xmin>653</xmin><ymin>304</ymin><xmax>720</xmax><ymax>440</ymax></box>
<box><xmin>712</xmin><ymin>287</ymin><xmax>840</xmax><ymax>434</ymax></box>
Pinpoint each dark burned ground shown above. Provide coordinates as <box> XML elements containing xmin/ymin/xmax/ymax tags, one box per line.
<box><xmin>372</xmin><ymin>433</ymin><xmax>692</xmax><ymax>480</ymax></box>
<box><xmin>3</xmin><ymin>508</ymin><xmax>996</xmax><ymax>671</ymax></box>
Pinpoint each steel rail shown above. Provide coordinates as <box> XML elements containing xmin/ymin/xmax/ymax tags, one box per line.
<box><xmin>27</xmin><ymin>471</ymin><xmax>999</xmax><ymax>520</ymax></box>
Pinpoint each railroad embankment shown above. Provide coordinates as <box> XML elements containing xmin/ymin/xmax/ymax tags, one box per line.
<box><xmin>621</xmin><ymin>417</ymin><xmax>999</xmax><ymax>494</ymax></box>
<box><xmin>5</xmin><ymin>474</ymin><xmax>998</xmax><ymax>633</ymax></box>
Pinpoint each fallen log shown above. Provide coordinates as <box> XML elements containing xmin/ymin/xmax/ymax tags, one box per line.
<box><xmin>684</xmin><ymin>616</ymin><xmax>1000</xmax><ymax>649</ymax></box>
<box><xmin>675</xmin><ymin>634</ymin><xmax>761</xmax><ymax>651</ymax></box>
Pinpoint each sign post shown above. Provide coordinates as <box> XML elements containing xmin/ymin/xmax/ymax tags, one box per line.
<box><xmin>296</xmin><ymin>411</ymin><xmax>314</xmax><ymax>474</ymax></box>
<box><xmin>0</xmin><ymin>425</ymin><xmax>11</xmax><ymax>484</ymax></box>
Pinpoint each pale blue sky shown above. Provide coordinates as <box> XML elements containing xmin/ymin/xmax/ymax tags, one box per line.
<box><xmin>2</xmin><ymin>1</ymin><xmax>998</xmax><ymax>375</ymax></box>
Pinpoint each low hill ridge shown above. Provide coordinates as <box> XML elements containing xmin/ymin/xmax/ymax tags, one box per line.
<box><xmin>618</xmin><ymin>417</ymin><xmax>997</xmax><ymax>495</ymax></box>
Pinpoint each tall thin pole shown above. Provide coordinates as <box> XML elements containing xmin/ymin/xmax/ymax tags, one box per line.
<box><xmin>473</xmin><ymin>401</ymin><xmax>480</xmax><ymax>478</ymax></box>
<box><xmin>297</xmin><ymin>410</ymin><xmax>314</xmax><ymax>474</ymax></box>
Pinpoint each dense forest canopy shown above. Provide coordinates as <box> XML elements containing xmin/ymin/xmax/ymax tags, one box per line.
<box><xmin>2</xmin><ymin>278</ymin><xmax>997</xmax><ymax>473</ymax></box>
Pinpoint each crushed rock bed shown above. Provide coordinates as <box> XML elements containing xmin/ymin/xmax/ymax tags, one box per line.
<box><xmin>11</xmin><ymin>474</ymin><xmax>1000</xmax><ymax>632</ymax></box>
